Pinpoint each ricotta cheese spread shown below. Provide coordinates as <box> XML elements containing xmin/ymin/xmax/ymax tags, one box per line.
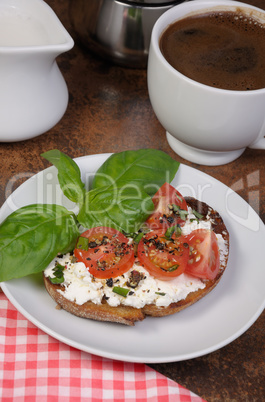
<box><xmin>44</xmin><ymin>207</ymin><xmax>229</xmax><ymax>309</ymax></box>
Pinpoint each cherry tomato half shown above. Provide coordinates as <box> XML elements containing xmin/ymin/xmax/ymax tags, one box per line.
<box><xmin>145</xmin><ymin>183</ymin><xmax>188</xmax><ymax>230</ymax></box>
<box><xmin>137</xmin><ymin>229</ymin><xmax>189</xmax><ymax>281</ymax></box>
<box><xmin>74</xmin><ymin>227</ymin><xmax>135</xmax><ymax>279</ymax></box>
<box><xmin>185</xmin><ymin>229</ymin><xmax>220</xmax><ymax>280</ymax></box>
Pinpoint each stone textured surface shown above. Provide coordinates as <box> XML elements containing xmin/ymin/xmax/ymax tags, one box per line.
<box><xmin>0</xmin><ymin>1</ymin><xmax>264</xmax><ymax>401</ymax></box>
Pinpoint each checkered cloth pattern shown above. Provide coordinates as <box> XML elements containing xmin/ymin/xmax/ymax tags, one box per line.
<box><xmin>0</xmin><ymin>292</ymin><xmax>206</xmax><ymax>401</ymax></box>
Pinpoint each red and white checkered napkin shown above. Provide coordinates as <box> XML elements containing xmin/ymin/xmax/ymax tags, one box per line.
<box><xmin>0</xmin><ymin>292</ymin><xmax>206</xmax><ymax>402</ymax></box>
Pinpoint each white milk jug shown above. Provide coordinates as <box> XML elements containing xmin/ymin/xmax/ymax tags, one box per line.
<box><xmin>0</xmin><ymin>0</ymin><xmax>74</xmax><ymax>142</ymax></box>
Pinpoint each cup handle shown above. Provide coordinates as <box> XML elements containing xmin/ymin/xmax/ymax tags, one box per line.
<box><xmin>248</xmin><ymin>120</ymin><xmax>265</xmax><ymax>149</ymax></box>
<box><xmin>248</xmin><ymin>137</ymin><xmax>265</xmax><ymax>149</ymax></box>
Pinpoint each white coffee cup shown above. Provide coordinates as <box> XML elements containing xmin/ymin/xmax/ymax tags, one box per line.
<box><xmin>147</xmin><ymin>0</ymin><xmax>265</xmax><ymax>165</ymax></box>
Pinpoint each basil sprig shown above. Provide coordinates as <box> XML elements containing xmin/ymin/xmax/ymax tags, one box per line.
<box><xmin>0</xmin><ymin>149</ymin><xmax>180</xmax><ymax>282</ymax></box>
<box><xmin>78</xmin><ymin>149</ymin><xmax>179</xmax><ymax>234</ymax></box>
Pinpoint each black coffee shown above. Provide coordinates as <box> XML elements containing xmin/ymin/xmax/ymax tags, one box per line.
<box><xmin>160</xmin><ymin>10</ymin><xmax>265</xmax><ymax>90</ymax></box>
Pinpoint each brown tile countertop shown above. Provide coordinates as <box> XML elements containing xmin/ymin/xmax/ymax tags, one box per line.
<box><xmin>0</xmin><ymin>0</ymin><xmax>264</xmax><ymax>400</ymax></box>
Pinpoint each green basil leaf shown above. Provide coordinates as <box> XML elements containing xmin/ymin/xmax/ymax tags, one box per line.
<box><xmin>92</xmin><ymin>149</ymin><xmax>180</xmax><ymax>196</ymax></box>
<box><xmin>41</xmin><ymin>149</ymin><xmax>85</xmax><ymax>206</ymax></box>
<box><xmin>77</xmin><ymin>185</ymin><xmax>154</xmax><ymax>233</ymax></box>
<box><xmin>0</xmin><ymin>204</ymin><xmax>79</xmax><ymax>282</ymax></box>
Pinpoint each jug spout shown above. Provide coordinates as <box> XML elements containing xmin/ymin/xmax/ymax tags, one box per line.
<box><xmin>0</xmin><ymin>0</ymin><xmax>74</xmax><ymax>50</ymax></box>
<box><xmin>0</xmin><ymin>0</ymin><xmax>74</xmax><ymax>142</ymax></box>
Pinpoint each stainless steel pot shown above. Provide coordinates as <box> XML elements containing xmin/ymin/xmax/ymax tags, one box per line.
<box><xmin>69</xmin><ymin>0</ymin><xmax>187</xmax><ymax>68</ymax></box>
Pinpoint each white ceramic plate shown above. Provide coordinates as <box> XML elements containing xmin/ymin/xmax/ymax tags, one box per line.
<box><xmin>1</xmin><ymin>153</ymin><xmax>265</xmax><ymax>363</ymax></box>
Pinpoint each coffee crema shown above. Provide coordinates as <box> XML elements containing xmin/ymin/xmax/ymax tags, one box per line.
<box><xmin>160</xmin><ymin>10</ymin><xmax>265</xmax><ymax>91</ymax></box>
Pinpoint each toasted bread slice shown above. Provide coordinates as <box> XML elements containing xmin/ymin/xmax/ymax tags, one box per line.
<box><xmin>43</xmin><ymin>276</ymin><xmax>145</xmax><ymax>326</ymax></box>
<box><xmin>44</xmin><ymin>197</ymin><xmax>229</xmax><ymax>326</ymax></box>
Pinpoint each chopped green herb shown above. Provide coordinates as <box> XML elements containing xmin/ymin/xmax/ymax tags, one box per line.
<box><xmin>165</xmin><ymin>225</ymin><xmax>182</xmax><ymax>239</ymax></box>
<box><xmin>179</xmin><ymin>211</ymin><xmax>188</xmax><ymax>221</ymax></box>
<box><xmin>122</xmin><ymin>227</ymin><xmax>148</xmax><ymax>244</ymax></box>
<box><xmin>172</xmin><ymin>204</ymin><xmax>189</xmax><ymax>221</ymax></box>
<box><xmin>155</xmin><ymin>292</ymin><xmax>166</xmax><ymax>296</ymax></box>
<box><xmin>165</xmin><ymin>226</ymin><xmax>174</xmax><ymax>239</ymax></box>
<box><xmin>192</xmin><ymin>209</ymin><xmax>204</xmax><ymax>220</ymax></box>
<box><xmin>112</xmin><ymin>286</ymin><xmax>130</xmax><ymax>297</ymax></box>
<box><xmin>76</xmin><ymin>236</ymin><xmax>89</xmax><ymax>251</ymax></box>
<box><xmin>167</xmin><ymin>264</ymin><xmax>180</xmax><ymax>272</ymax></box>
<box><xmin>161</xmin><ymin>264</ymin><xmax>180</xmax><ymax>273</ymax></box>
<box><xmin>49</xmin><ymin>263</ymin><xmax>65</xmax><ymax>284</ymax></box>
<box><xmin>176</xmin><ymin>194</ymin><xmax>184</xmax><ymax>203</ymax></box>
<box><xmin>133</xmin><ymin>232</ymin><xmax>145</xmax><ymax>244</ymax></box>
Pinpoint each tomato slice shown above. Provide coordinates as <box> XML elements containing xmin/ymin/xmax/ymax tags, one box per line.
<box><xmin>145</xmin><ymin>183</ymin><xmax>188</xmax><ymax>230</ymax></box>
<box><xmin>74</xmin><ymin>227</ymin><xmax>134</xmax><ymax>279</ymax></box>
<box><xmin>185</xmin><ymin>229</ymin><xmax>220</xmax><ymax>280</ymax></box>
<box><xmin>137</xmin><ymin>229</ymin><xmax>189</xmax><ymax>281</ymax></box>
